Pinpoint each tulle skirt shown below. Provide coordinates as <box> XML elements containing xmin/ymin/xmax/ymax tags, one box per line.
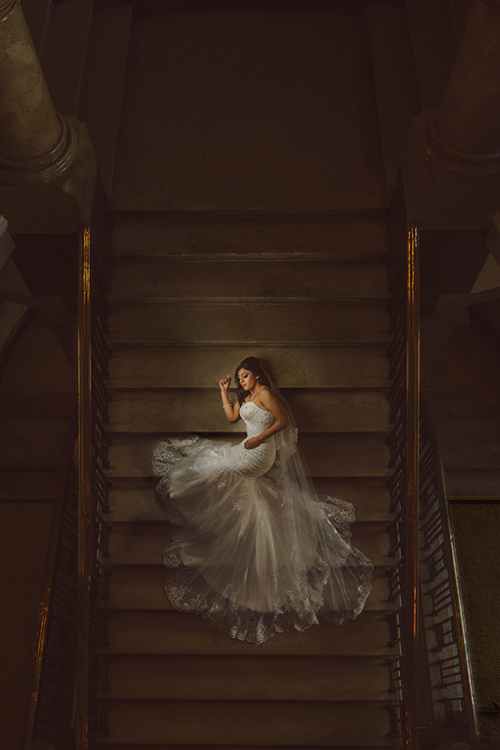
<box><xmin>152</xmin><ymin>436</ymin><xmax>373</xmax><ymax>644</ymax></box>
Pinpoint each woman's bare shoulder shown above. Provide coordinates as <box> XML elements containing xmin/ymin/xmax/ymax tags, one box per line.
<box><xmin>259</xmin><ymin>386</ymin><xmax>276</xmax><ymax>403</ymax></box>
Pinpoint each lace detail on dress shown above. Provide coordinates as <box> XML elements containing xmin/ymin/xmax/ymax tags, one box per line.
<box><xmin>152</xmin><ymin>399</ymin><xmax>373</xmax><ymax>643</ymax></box>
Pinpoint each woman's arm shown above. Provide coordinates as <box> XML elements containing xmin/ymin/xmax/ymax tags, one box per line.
<box><xmin>219</xmin><ymin>376</ymin><xmax>240</xmax><ymax>422</ymax></box>
<box><xmin>244</xmin><ymin>388</ymin><xmax>289</xmax><ymax>449</ymax></box>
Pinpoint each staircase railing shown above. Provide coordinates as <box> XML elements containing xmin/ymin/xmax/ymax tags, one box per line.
<box><xmin>24</xmin><ymin>416</ymin><xmax>79</xmax><ymax>750</ymax></box>
<box><xmin>419</xmin><ymin>398</ymin><xmax>479</xmax><ymax>745</ymax></box>
<box><xmin>23</xmin><ymin>224</ymin><xmax>112</xmax><ymax>749</ymax></box>
<box><xmin>386</xmin><ymin>223</ymin><xmax>478</xmax><ymax>748</ymax></box>
<box><xmin>386</xmin><ymin>223</ymin><xmax>420</xmax><ymax>746</ymax></box>
<box><xmin>76</xmin><ymin>225</ymin><xmax>112</xmax><ymax>749</ymax></box>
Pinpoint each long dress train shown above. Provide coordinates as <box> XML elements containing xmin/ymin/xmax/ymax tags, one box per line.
<box><xmin>152</xmin><ymin>400</ymin><xmax>373</xmax><ymax>644</ymax></box>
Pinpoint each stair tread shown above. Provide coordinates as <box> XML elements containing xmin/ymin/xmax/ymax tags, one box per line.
<box><xmin>100</xmin><ymin>699</ymin><xmax>395</xmax><ymax>745</ymax></box>
<box><xmin>106</xmin><ymin>521</ymin><xmax>390</xmax><ymax>567</ymax></box>
<box><xmin>102</xmin><ymin>566</ymin><xmax>393</xmax><ymax>614</ymax></box>
<box><xmin>107</xmin><ymin>346</ymin><xmax>391</xmax><ymax>390</ymax></box>
<box><xmin>0</xmin><ymin>470</ymin><xmax>58</xmax><ymax>501</ymax></box>
<box><xmin>107</xmin><ymin>433</ymin><xmax>390</xmax><ymax>479</ymax></box>
<box><xmin>111</xmin><ymin>215</ymin><xmax>388</xmax><ymax>258</ymax></box>
<box><xmin>101</xmin><ymin>609</ymin><xmax>395</xmax><ymax>658</ymax></box>
<box><xmin>429</xmin><ymin>420</ymin><xmax>500</xmax><ymax>468</ymax></box>
<box><xmin>107</xmin><ymin>389</ymin><xmax>391</xmax><ymax>434</ymax></box>
<box><xmin>101</xmin><ymin>610</ymin><xmax>394</xmax><ymax>656</ymax></box>
<box><xmin>0</xmin><ymin>420</ymin><xmax>70</xmax><ymax>440</ymax></box>
<box><xmin>106</xmin><ymin>478</ymin><xmax>391</xmax><ymax>523</ymax></box>
<box><xmin>445</xmin><ymin>470</ymin><xmax>500</xmax><ymax>498</ymax></box>
<box><xmin>110</xmin><ymin>258</ymin><xmax>389</xmax><ymax>300</ymax></box>
<box><xmin>107</xmin><ymin>302</ymin><xmax>390</xmax><ymax>346</ymax></box>
<box><xmin>0</xmin><ymin>439</ymin><xmax>63</xmax><ymax>469</ymax></box>
<box><xmin>98</xmin><ymin>654</ymin><xmax>393</xmax><ymax>701</ymax></box>
<box><xmin>100</xmin><ymin>746</ymin><xmax>396</xmax><ymax>750</ymax></box>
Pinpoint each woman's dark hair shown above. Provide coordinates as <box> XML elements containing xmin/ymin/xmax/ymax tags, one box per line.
<box><xmin>234</xmin><ymin>357</ymin><xmax>271</xmax><ymax>406</ymax></box>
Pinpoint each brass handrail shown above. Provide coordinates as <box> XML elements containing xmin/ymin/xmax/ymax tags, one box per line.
<box><xmin>77</xmin><ymin>225</ymin><xmax>92</xmax><ymax>749</ymax></box>
<box><xmin>24</xmin><ymin>415</ymin><xmax>78</xmax><ymax>750</ymax></box>
<box><xmin>405</xmin><ymin>224</ymin><xmax>420</xmax><ymax>747</ymax></box>
<box><xmin>421</xmin><ymin>398</ymin><xmax>480</xmax><ymax>748</ymax></box>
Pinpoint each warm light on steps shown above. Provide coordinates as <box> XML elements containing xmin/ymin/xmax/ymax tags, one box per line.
<box><xmin>105</xmin><ymin>478</ymin><xmax>392</xmax><ymax>523</ymax></box>
<box><xmin>99</xmin><ymin>567</ymin><xmax>394</xmax><ymax>616</ymax></box>
<box><xmin>106</xmin><ymin>345</ymin><xmax>392</xmax><ymax>390</ymax></box>
<box><xmin>110</xmin><ymin>257</ymin><xmax>389</xmax><ymax>300</ymax></box>
<box><xmin>106</xmin><ymin>433</ymin><xmax>391</xmax><ymax>479</ymax></box>
<box><xmin>101</xmin><ymin>207</ymin><xmax>395</xmax><ymax>746</ymax></box>
<box><xmin>97</xmin><ymin>654</ymin><xmax>395</xmax><ymax>701</ymax></box>
<box><xmin>106</xmin><ymin>301</ymin><xmax>390</xmax><ymax>346</ymax></box>
<box><xmin>97</xmin><ymin>699</ymin><xmax>397</xmax><ymax>746</ymax></box>
<box><xmin>104</xmin><ymin>522</ymin><xmax>391</xmax><ymax>568</ymax></box>
<box><xmin>98</xmin><ymin>608</ymin><xmax>396</xmax><ymax>657</ymax></box>
<box><xmin>106</xmin><ymin>389</ymin><xmax>391</xmax><ymax>434</ymax></box>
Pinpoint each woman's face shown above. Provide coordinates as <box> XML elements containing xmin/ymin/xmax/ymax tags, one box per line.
<box><xmin>237</xmin><ymin>367</ymin><xmax>258</xmax><ymax>393</ymax></box>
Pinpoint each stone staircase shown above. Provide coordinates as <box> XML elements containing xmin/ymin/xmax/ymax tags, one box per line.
<box><xmin>98</xmin><ymin>212</ymin><xmax>399</xmax><ymax>748</ymax></box>
<box><xmin>0</xmin><ymin>319</ymin><xmax>75</xmax><ymax>750</ymax></box>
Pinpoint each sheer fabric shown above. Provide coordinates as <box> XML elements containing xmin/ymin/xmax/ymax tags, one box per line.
<box><xmin>152</xmin><ymin>400</ymin><xmax>373</xmax><ymax>644</ymax></box>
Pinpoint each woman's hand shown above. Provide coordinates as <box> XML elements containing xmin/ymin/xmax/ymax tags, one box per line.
<box><xmin>244</xmin><ymin>436</ymin><xmax>262</xmax><ymax>450</ymax></box>
<box><xmin>219</xmin><ymin>376</ymin><xmax>230</xmax><ymax>393</ymax></box>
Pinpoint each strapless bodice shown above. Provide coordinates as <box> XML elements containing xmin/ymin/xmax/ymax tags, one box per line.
<box><xmin>240</xmin><ymin>400</ymin><xmax>276</xmax><ymax>438</ymax></box>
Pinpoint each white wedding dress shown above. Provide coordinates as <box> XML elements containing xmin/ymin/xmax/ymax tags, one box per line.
<box><xmin>152</xmin><ymin>400</ymin><xmax>373</xmax><ymax>643</ymax></box>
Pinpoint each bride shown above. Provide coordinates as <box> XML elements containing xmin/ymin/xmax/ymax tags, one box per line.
<box><xmin>152</xmin><ymin>356</ymin><xmax>373</xmax><ymax>644</ymax></box>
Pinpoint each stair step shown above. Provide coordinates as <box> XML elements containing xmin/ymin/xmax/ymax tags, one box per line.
<box><xmin>445</xmin><ymin>469</ymin><xmax>500</xmax><ymax>498</ymax></box>
<box><xmin>107</xmin><ymin>301</ymin><xmax>390</xmax><ymax>346</ymax></box>
<box><xmin>100</xmin><ymin>699</ymin><xmax>394</xmax><ymax>746</ymax></box>
<box><xmin>106</xmin><ymin>521</ymin><xmax>389</xmax><ymax>567</ymax></box>
<box><xmin>107</xmin><ymin>433</ymin><xmax>390</xmax><ymax>479</ymax></box>
<box><xmin>0</xmin><ymin>469</ymin><xmax>58</xmax><ymax>501</ymax></box>
<box><xmin>107</xmin><ymin>345</ymin><xmax>390</xmax><ymax>389</ymax></box>
<box><xmin>103</xmin><ymin>565</ymin><xmax>392</xmax><ymax>614</ymax></box>
<box><xmin>107</xmin><ymin>389</ymin><xmax>391</xmax><ymax>434</ymax></box>
<box><xmin>429</xmin><ymin>400</ymin><xmax>500</xmax><ymax>423</ymax></box>
<box><xmin>0</xmin><ymin>503</ymin><xmax>54</xmax><ymax>749</ymax></box>
<box><xmin>0</xmin><ymin>420</ymin><xmax>70</xmax><ymax>441</ymax></box>
<box><xmin>101</xmin><ymin>608</ymin><xmax>395</xmax><ymax>656</ymax></box>
<box><xmin>111</xmin><ymin>258</ymin><xmax>388</xmax><ymax>300</ymax></box>
<box><xmin>98</xmin><ymin>654</ymin><xmax>392</xmax><ymax>701</ymax></box>
<box><xmin>0</xmin><ymin>395</ymin><xmax>75</xmax><ymax>421</ymax></box>
<box><xmin>106</xmin><ymin>478</ymin><xmax>391</xmax><ymax>523</ymax></box>
<box><xmin>100</xmin><ymin>745</ymin><xmax>395</xmax><ymax>750</ymax></box>
<box><xmin>436</xmin><ymin>421</ymin><xmax>500</xmax><ymax>468</ymax></box>
<box><xmin>0</xmin><ymin>443</ymin><xmax>61</xmax><ymax>470</ymax></box>
<box><xmin>111</xmin><ymin>215</ymin><xmax>388</xmax><ymax>258</ymax></box>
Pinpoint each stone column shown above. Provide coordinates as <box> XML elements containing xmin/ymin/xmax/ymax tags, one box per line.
<box><xmin>0</xmin><ymin>0</ymin><xmax>96</xmax><ymax>231</ymax></box>
<box><xmin>0</xmin><ymin>0</ymin><xmax>77</xmax><ymax>182</ymax></box>
<box><xmin>425</xmin><ymin>0</ymin><xmax>500</xmax><ymax>178</ymax></box>
<box><xmin>403</xmin><ymin>0</ymin><xmax>500</xmax><ymax>229</ymax></box>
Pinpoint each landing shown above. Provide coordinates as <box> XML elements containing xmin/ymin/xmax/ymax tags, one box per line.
<box><xmin>112</xmin><ymin>8</ymin><xmax>386</xmax><ymax>211</ymax></box>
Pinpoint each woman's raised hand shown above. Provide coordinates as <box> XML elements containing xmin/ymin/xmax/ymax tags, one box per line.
<box><xmin>219</xmin><ymin>376</ymin><xmax>230</xmax><ymax>393</ymax></box>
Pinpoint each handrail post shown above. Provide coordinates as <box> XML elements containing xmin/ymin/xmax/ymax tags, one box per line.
<box><xmin>405</xmin><ymin>224</ymin><xmax>420</xmax><ymax>747</ymax></box>
<box><xmin>77</xmin><ymin>225</ymin><xmax>92</xmax><ymax>749</ymax></box>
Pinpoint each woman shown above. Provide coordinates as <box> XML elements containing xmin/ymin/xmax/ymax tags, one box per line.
<box><xmin>152</xmin><ymin>357</ymin><xmax>373</xmax><ymax>643</ymax></box>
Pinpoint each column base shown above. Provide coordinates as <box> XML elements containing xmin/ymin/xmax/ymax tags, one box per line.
<box><xmin>402</xmin><ymin>111</ymin><xmax>500</xmax><ymax>230</ymax></box>
<box><xmin>0</xmin><ymin>118</ymin><xmax>97</xmax><ymax>233</ymax></box>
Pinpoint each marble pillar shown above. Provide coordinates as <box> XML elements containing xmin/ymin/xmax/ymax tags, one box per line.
<box><xmin>0</xmin><ymin>0</ymin><xmax>96</xmax><ymax>231</ymax></box>
<box><xmin>403</xmin><ymin>0</ymin><xmax>500</xmax><ymax>229</ymax></box>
